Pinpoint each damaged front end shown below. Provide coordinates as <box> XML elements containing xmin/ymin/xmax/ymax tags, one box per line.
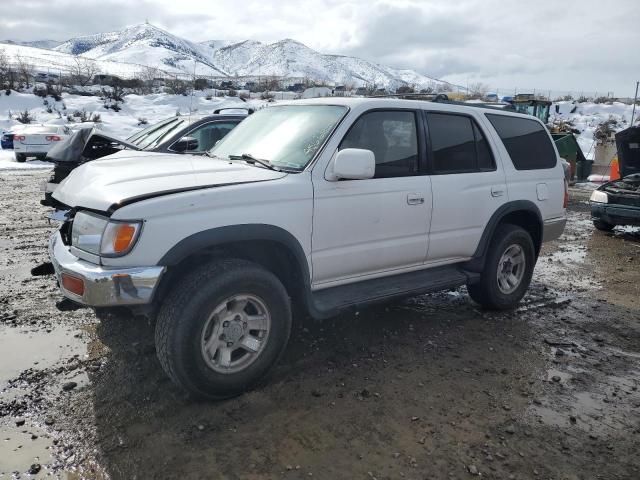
<box><xmin>590</xmin><ymin>125</ymin><xmax>640</xmax><ymax>229</ymax></box>
<box><xmin>41</xmin><ymin>128</ymin><xmax>139</xmax><ymax>208</ymax></box>
<box><xmin>601</xmin><ymin>174</ymin><xmax>640</xmax><ymax>207</ymax></box>
<box><xmin>590</xmin><ymin>174</ymin><xmax>640</xmax><ymax>228</ymax></box>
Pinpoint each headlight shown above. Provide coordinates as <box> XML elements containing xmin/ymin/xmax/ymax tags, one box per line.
<box><xmin>71</xmin><ymin>211</ymin><xmax>142</xmax><ymax>257</ymax></box>
<box><xmin>589</xmin><ymin>190</ymin><xmax>608</xmax><ymax>204</ymax></box>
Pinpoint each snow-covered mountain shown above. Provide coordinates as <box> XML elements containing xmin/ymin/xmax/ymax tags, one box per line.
<box><xmin>33</xmin><ymin>23</ymin><xmax>452</xmax><ymax>90</ymax></box>
<box><xmin>211</xmin><ymin>38</ymin><xmax>444</xmax><ymax>90</ymax></box>
<box><xmin>54</xmin><ymin>24</ymin><xmax>227</xmax><ymax>76</ymax></box>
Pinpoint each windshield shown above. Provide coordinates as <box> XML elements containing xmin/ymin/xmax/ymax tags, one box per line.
<box><xmin>127</xmin><ymin>117</ymin><xmax>189</xmax><ymax>150</ymax></box>
<box><xmin>210</xmin><ymin>105</ymin><xmax>347</xmax><ymax>170</ymax></box>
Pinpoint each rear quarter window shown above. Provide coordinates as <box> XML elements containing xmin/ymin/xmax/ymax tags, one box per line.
<box><xmin>486</xmin><ymin>114</ymin><xmax>556</xmax><ymax>170</ymax></box>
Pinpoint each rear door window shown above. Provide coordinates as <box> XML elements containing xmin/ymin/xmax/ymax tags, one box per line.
<box><xmin>486</xmin><ymin>114</ymin><xmax>556</xmax><ymax>170</ymax></box>
<box><xmin>426</xmin><ymin>112</ymin><xmax>495</xmax><ymax>173</ymax></box>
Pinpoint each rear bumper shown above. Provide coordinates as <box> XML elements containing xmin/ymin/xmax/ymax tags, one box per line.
<box><xmin>542</xmin><ymin>216</ymin><xmax>567</xmax><ymax>242</ymax></box>
<box><xmin>591</xmin><ymin>203</ymin><xmax>640</xmax><ymax>226</ymax></box>
<box><xmin>14</xmin><ymin>145</ymin><xmax>50</xmax><ymax>154</ymax></box>
<box><xmin>49</xmin><ymin>231</ymin><xmax>165</xmax><ymax>307</ymax></box>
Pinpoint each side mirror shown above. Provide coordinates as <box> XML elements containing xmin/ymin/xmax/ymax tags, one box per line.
<box><xmin>172</xmin><ymin>136</ymin><xmax>199</xmax><ymax>152</ymax></box>
<box><xmin>332</xmin><ymin>148</ymin><xmax>375</xmax><ymax>180</ymax></box>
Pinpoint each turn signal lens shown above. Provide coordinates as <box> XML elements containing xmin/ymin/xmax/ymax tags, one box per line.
<box><xmin>112</xmin><ymin>224</ymin><xmax>136</xmax><ymax>253</ymax></box>
<box><xmin>100</xmin><ymin>221</ymin><xmax>142</xmax><ymax>256</ymax></box>
<box><xmin>61</xmin><ymin>273</ymin><xmax>85</xmax><ymax>296</ymax></box>
<box><xmin>14</xmin><ymin>135</ymin><xmax>25</xmax><ymax>141</ymax></box>
<box><xmin>46</xmin><ymin>135</ymin><xmax>61</xmax><ymax>141</ymax></box>
<box><xmin>563</xmin><ymin>180</ymin><xmax>569</xmax><ymax>209</ymax></box>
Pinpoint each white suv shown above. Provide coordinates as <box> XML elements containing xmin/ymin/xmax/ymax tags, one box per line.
<box><xmin>49</xmin><ymin>98</ymin><xmax>567</xmax><ymax>398</ymax></box>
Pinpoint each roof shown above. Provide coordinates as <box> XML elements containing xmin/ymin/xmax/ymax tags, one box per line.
<box><xmin>276</xmin><ymin>97</ymin><xmax>541</xmax><ymax>121</ymax></box>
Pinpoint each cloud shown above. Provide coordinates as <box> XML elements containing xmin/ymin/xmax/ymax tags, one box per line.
<box><xmin>1</xmin><ymin>0</ymin><xmax>638</xmax><ymax>95</ymax></box>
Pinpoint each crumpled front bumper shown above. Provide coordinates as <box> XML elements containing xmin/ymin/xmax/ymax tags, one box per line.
<box><xmin>49</xmin><ymin>231</ymin><xmax>165</xmax><ymax>307</ymax></box>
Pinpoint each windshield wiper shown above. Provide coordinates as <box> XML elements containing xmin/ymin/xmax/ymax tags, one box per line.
<box><xmin>228</xmin><ymin>153</ymin><xmax>280</xmax><ymax>171</ymax></box>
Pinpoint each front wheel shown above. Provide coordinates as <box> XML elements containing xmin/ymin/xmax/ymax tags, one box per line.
<box><xmin>467</xmin><ymin>224</ymin><xmax>535</xmax><ymax>310</ymax></box>
<box><xmin>155</xmin><ymin>259</ymin><xmax>292</xmax><ymax>399</ymax></box>
<box><xmin>15</xmin><ymin>153</ymin><xmax>26</xmax><ymax>163</ymax></box>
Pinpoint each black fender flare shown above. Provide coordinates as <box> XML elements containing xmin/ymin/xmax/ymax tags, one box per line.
<box><xmin>158</xmin><ymin>224</ymin><xmax>309</xmax><ymax>271</ymax></box>
<box><xmin>465</xmin><ymin>200</ymin><xmax>543</xmax><ymax>272</ymax></box>
<box><xmin>157</xmin><ymin>224</ymin><xmax>317</xmax><ymax>313</ymax></box>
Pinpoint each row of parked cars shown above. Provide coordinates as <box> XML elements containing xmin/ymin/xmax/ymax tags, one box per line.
<box><xmin>36</xmin><ymin>96</ymin><xmax>574</xmax><ymax>399</ymax></box>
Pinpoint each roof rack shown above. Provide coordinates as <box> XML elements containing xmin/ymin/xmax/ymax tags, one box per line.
<box><xmin>365</xmin><ymin>93</ymin><xmax>509</xmax><ymax>112</ymax></box>
<box><xmin>213</xmin><ymin>107</ymin><xmax>255</xmax><ymax>115</ymax></box>
<box><xmin>366</xmin><ymin>93</ymin><xmax>450</xmax><ymax>102</ymax></box>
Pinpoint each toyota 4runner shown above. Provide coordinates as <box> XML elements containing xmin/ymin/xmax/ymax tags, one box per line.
<box><xmin>48</xmin><ymin>98</ymin><xmax>567</xmax><ymax>398</ymax></box>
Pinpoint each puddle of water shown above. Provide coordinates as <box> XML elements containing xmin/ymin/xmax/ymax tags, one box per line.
<box><xmin>0</xmin><ymin>424</ymin><xmax>54</xmax><ymax>478</ymax></box>
<box><xmin>0</xmin><ymin>326</ymin><xmax>86</xmax><ymax>387</ymax></box>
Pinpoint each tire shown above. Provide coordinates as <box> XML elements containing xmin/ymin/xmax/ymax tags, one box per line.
<box><xmin>593</xmin><ymin>219</ymin><xmax>615</xmax><ymax>232</ymax></box>
<box><xmin>15</xmin><ymin>153</ymin><xmax>26</xmax><ymax>163</ymax></box>
<box><xmin>467</xmin><ymin>224</ymin><xmax>535</xmax><ymax>310</ymax></box>
<box><xmin>155</xmin><ymin>259</ymin><xmax>292</xmax><ymax>399</ymax></box>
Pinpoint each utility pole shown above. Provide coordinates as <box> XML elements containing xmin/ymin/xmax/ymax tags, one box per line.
<box><xmin>631</xmin><ymin>81</ymin><xmax>639</xmax><ymax>126</ymax></box>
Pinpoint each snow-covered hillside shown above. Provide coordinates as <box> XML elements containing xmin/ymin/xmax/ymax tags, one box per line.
<box><xmin>0</xmin><ymin>43</ymin><xmax>145</xmax><ymax>78</ymax></box>
<box><xmin>23</xmin><ymin>23</ymin><xmax>452</xmax><ymax>90</ymax></box>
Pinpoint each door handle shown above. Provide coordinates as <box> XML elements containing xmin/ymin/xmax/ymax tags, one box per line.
<box><xmin>491</xmin><ymin>186</ymin><xmax>505</xmax><ymax>197</ymax></box>
<box><xmin>407</xmin><ymin>193</ymin><xmax>425</xmax><ymax>205</ymax></box>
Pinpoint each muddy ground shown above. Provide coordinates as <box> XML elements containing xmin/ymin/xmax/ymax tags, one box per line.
<box><xmin>0</xmin><ymin>170</ymin><xmax>639</xmax><ymax>480</ymax></box>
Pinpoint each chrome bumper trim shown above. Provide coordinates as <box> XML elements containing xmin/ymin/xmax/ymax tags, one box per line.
<box><xmin>49</xmin><ymin>231</ymin><xmax>165</xmax><ymax>307</ymax></box>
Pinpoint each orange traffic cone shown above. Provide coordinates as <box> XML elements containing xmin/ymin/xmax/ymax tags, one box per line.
<box><xmin>610</xmin><ymin>156</ymin><xmax>620</xmax><ymax>181</ymax></box>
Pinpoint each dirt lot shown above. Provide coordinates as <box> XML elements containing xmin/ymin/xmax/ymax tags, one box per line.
<box><xmin>1</xmin><ymin>170</ymin><xmax>639</xmax><ymax>480</ymax></box>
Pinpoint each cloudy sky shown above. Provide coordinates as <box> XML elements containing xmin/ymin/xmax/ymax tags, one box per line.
<box><xmin>2</xmin><ymin>0</ymin><xmax>639</xmax><ymax>95</ymax></box>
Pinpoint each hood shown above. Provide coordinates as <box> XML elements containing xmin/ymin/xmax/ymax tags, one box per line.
<box><xmin>46</xmin><ymin>127</ymin><xmax>140</xmax><ymax>164</ymax></box>
<box><xmin>615</xmin><ymin>126</ymin><xmax>640</xmax><ymax>178</ymax></box>
<box><xmin>52</xmin><ymin>151</ymin><xmax>287</xmax><ymax>212</ymax></box>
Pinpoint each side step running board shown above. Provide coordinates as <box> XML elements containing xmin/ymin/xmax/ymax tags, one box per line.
<box><xmin>310</xmin><ymin>265</ymin><xmax>479</xmax><ymax>319</ymax></box>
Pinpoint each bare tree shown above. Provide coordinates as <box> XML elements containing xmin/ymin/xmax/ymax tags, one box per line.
<box><xmin>14</xmin><ymin>54</ymin><xmax>34</xmax><ymax>88</ymax></box>
<box><xmin>0</xmin><ymin>48</ymin><xmax>10</xmax><ymax>89</ymax></box>
<box><xmin>467</xmin><ymin>82</ymin><xmax>489</xmax><ymax>100</ymax></box>
<box><xmin>69</xmin><ymin>57</ymin><xmax>99</xmax><ymax>87</ymax></box>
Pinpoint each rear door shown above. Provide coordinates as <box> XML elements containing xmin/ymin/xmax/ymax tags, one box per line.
<box><xmin>484</xmin><ymin>113</ymin><xmax>565</xmax><ymax>222</ymax></box>
<box><xmin>312</xmin><ymin>109</ymin><xmax>432</xmax><ymax>286</ymax></box>
<box><xmin>424</xmin><ymin>111</ymin><xmax>508</xmax><ymax>263</ymax></box>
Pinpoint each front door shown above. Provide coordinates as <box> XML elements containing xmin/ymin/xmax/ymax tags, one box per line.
<box><xmin>311</xmin><ymin>110</ymin><xmax>432</xmax><ymax>287</ymax></box>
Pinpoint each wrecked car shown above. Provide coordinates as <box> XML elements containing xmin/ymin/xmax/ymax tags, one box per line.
<box><xmin>41</xmin><ymin>110</ymin><xmax>249</xmax><ymax>207</ymax></box>
<box><xmin>590</xmin><ymin>126</ymin><xmax>640</xmax><ymax>230</ymax></box>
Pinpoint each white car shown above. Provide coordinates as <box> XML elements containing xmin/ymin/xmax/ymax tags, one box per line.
<box><xmin>48</xmin><ymin>97</ymin><xmax>567</xmax><ymax>398</ymax></box>
<box><xmin>13</xmin><ymin>124</ymin><xmax>72</xmax><ymax>162</ymax></box>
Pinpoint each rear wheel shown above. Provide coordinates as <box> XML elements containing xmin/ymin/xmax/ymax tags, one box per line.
<box><xmin>467</xmin><ymin>224</ymin><xmax>535</xmax><ymax>310</ymax></box>
<box><xmin>155</xmin><ymin>259</ymin><xmax>292</xmax><ymax>399</ymax></box>
<box><xmin>15</xmin><ymin>153</ymin><xmax>26</xmax><ymax>163</ymax></box>
<box><xmin>593</xmin><ymin>219</ymin><xmax>615</xmax><ymax>232</ymax></box>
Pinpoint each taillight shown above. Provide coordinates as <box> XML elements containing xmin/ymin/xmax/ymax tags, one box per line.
<box><xmin>563</xmin><ymin>180</ymin><xmax>569</xmax><ymax>209</ymax></box>
<box><xmin>46</xmin><ymin>135</ymin><xmax>61</xmax><ymax>141</ymax></box>
<box><xmin>14</xmin><ymin>135</ymin><xmax>25</xmax><ymax>141</ymax></box>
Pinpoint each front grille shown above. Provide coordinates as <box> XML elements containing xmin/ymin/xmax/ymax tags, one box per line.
<box><xmin>60</xmin><ymin>220</ymin><xmax>73</xmax><ymax>246</ymax></box>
